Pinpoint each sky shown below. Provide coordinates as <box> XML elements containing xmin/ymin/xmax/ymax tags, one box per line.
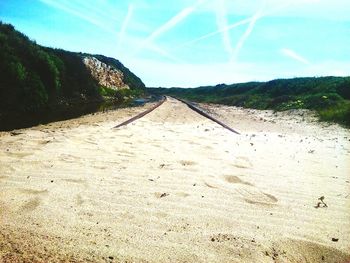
<box><xmin>0</xmin><ymin>0</ymin><xmax>349</xmax><ymax>87</ymax></box>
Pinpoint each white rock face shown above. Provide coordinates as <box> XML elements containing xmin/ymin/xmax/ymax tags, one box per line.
<box><xmin>83</xmin><ymin>57</ymin><xmax>129</xmax><ymax>90</ymax></box>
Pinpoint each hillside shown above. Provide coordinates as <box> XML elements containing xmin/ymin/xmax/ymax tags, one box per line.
<box><xmin>0</xmin><ymin>22</ymin><xmax>145</xmax><ymax>116</ymax></box>
<box><xmin>149</xmin><ymin>77</ymin><xmax>350</xmax><ymax>126</ymax></box>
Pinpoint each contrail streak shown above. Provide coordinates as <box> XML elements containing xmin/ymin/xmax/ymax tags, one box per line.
<box><xmin>216</xmin><ymin>0</ymin><xmax>233</xmax><ymax>59</ymax></box>
<box><xmin>281</xmin><ymin>48</ymin><xmax>311</xmax><ymax>65</ymax></box>
<box><xmin>134</xmin><ymin>0</ymin><xmax>204</xmax><ymax>55</ymax></box>
<box><xmin>176</xmin><ymin>1</ymin><xmax>292</xmax><ymax>50</ymax></box>
<box><xmin>147</xmin><ymin>44</ymin><xmax>185</xmax><ymax>63</ymax></box>
<box><xmin>117</xmin><ymin>4</ymin><xmax>134</xmax><ymax>53</ymax></box>
<box><xmin>178</xmin><ymin>17</ymin><xmax>251</xmax><ymax>49</ymax></box>
<box><xmin>77</xmin><ymin>0</ymin><xmax>120</xmax><ymax>22</ymax></box>
<box><xmin>232</xmin><ymin>8</ymin><xmax>263</xmax><ymax>62</ymax></box>
<box><xmin>39</xmin><ymin>0</ymin><xmax>115</xmax><ymax>34</ymax></box>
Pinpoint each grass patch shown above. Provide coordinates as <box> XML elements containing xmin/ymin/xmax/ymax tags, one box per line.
<box><xmin>99</xmin><ymin>86</ymin><xmax>117</xmax><ymax>97</ymax></box>
<box><xmin>319</xmin><ymin>101</ymin><xmax>350</xmax><ymax>127</ymax></box>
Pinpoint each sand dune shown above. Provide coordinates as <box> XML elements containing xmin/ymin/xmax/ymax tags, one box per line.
<box><xmin>0</xmin><ymin>97</ymin><xmax>349</xmax><ymax>262</ymax></box>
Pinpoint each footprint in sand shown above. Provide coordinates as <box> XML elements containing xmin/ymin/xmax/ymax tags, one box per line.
<box><xmin>59</xmin><ymin>154</ymin><xmax>80</xmax><ymax>163</ymax></box>
<box><xmin>206</xmin><ymin>175</ymin><xmax>278</xmax><ymax>206</ymax></box>
<box><xmin>233</xmin><ymin>156</ymin><xmax>253</xmax><ymax>169</ymax></box>
<box><xmin>204</xmin><ymin>145</ymin><xmax>213</xmax><ymax>150</ymax></box>
<box><xmin>84</xmin><ymin>139</ymin><xmax>98</xmax><ymax>145</ymax></box>
<box><xmin>6</xmin><ymin>151</ymin><xmax>33</xmax><ymax>158</ymax></box>
<box><xmin>225</xmin><ymin>174</ymin><xmax>278</xmax><ymax>206</ymax></box>
<box><xmin>62</xmin><ymin>178</ymin><xmax>88</xmax><ymax>189</ymax></box>
<box><xmin>236</xmin><ymin>187</ymin><xmax>278</xmax><ymax>206</ymax></box>
<box><xmin>203</xmin><ymin>175</ymin><xmax>251</xmax><ymax>190</ymax></box>
<box><xmin>19</xmin><ymin>189</ymin><xmax>48</xmax><ymax>195</ymax></box>
<box><xmin>185</xmin><ymin>140</ymin><xmax>200</xmax><ymax>145</ymax></box>
<box><xmin>92</xmin><ymin>165</ymin><xmax>108</xmax><ymax>170</ymax></box>
<box><xmin>16</xmin><ymin>188</ymin><xmax>48</xmax><ymax>213</ymax></box>
<box><xmin>204</xmin><ymin>182</ymin><xmax>218</xmax><ymax>189</ymax></box>
<box><xmin>154</xmin><ymin>192</ymin><xmax>169</xmax><ymax>199</ymax></box>
<box><xmin>75</xmin><ymin>194</ymin><xmax>85</xmax><ymax>206</ymax></box>
<box><xmin>20</xmin><ymin>197</ymin><xmax>41</xmax><ymax>212</ymax></box>
<box><xmin>179</xmin><ymin>160</ymin><xmax>197</xmax><ymax>166</ymax></box>
<box><xmin>224</xmin><ymin>175</ymin><xmax>254</xmax><ymax>186</ymax></box>
<box><xmin>175</xmin><ymin>192</ymin><xmax>190</xmax><ymax>198</ymax></box>
<box><xmin>38</xmin><ymin>140</ymin><xmax>52</xmax><ymax>145</ymax></box>
<box><xmin>62</xmin><ymin>178</ymin><xmax>86</xmax><ymax>184</ymax></box>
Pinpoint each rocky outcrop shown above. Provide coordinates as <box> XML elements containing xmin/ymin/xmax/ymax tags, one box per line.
<box><xmin>83</xmin><ymin>57</ymin><xmax>129</xmax><ymax>90</ymax></box>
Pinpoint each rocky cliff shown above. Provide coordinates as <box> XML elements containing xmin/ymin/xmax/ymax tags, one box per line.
<box><xmin>83</xmin><ymin>56</ymin><xmax>129</xmax><ymax>90</ymax></box>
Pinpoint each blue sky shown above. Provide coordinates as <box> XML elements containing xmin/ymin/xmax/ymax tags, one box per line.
<box><xmin>1</xmin><ymin>0</ymin><xmax>349</xmax><ymax>87</ymax></box>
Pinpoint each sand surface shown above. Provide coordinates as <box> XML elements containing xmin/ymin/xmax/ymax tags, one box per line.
<box><xmin>0</xmin><ymin>97</ymin><xmax>349</xmax><ymax>262</ymax></box>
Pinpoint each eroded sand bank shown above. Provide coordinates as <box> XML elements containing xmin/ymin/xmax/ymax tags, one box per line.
<box><xmin>0</xmin><ymin>98</ymin><xmax>349</xmax><ymax>262</ymax></box>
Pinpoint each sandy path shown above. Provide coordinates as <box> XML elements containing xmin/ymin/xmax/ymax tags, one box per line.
<box><xmin>0</xmin><ymin>98</ymin><xmax>349</xmax><ymax>262</ymax></box>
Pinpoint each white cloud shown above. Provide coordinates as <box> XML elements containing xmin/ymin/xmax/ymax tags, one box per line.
<box><xmin>123</xmin><ymin>58</ymin><xmax>350</xmax><ymax>88</ymax></box>
<box><xmin>123</xmin><ymin>59</ymin><xmax>280</xmax><ymax>87</ymax></box>
<box><xmin>126</xmin><ymin>59</ymin><xmax>263</xmax><ymax>87</ymax></box>
<box><xmin>280</xmin><ymin>48</ymin><xmax>311</xmax><ymax>65</ymax></box>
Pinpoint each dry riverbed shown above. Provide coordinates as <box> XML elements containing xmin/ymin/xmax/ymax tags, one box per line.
<box><xmin>0</xmin><ymin>97</ymin><xmax>349</xmax><ymax>262</ymax></box>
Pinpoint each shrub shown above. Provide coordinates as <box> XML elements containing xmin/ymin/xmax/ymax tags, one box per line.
<box><xmin>336</xmin><ymin>79</ymin><xmax>350</xmax><ymax>99</ymax></box>
<box><xmin>319</xmin><ymin>102</ymin><xmax>350</xmax><ymax>127</ymax></box>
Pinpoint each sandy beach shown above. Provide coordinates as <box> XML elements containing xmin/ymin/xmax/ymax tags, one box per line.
<box><xmin>0</xmin><ymin>97</ymin><xmax>349</xmax><ymax>262</ymax></box>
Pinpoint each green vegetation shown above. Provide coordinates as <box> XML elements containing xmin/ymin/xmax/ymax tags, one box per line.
<box><xmin>149</xmin><ymin>77</ymin><xmax>350</xmax><ymax>127</ymax></box>
<box><xmin>99</xmin><ymin>86</ymin><xmax>117</xmax><ymax>97</ymax></box>
<box><xmin>114</xmin><ymin>88</ymin><xmax>145</xmax><ymax>101</ymax></box>
<box><xmin>319</xmin><ymin>101</ymin><xmax>350</xmax><ymax>125</ymax></box>
<box><xmin>0</xmin><ymin>22</ymin><xmax>145</xmax><ymax>117</ymax></box>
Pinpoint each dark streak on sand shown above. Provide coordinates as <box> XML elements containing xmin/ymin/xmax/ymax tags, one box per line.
<box><xmin>114</xmin><ymin>96</ymin><xmax>166</xmax><ymax>129</ymax></box>
<box><xmin>173</xmin><ymin>97</ymin><xmax>240</xmax><ymax>135</ymax></box>
<box><xmin>114</xmin><ymin>96</ymin><xmax>241</xmax><ymax>135</ymax></box>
